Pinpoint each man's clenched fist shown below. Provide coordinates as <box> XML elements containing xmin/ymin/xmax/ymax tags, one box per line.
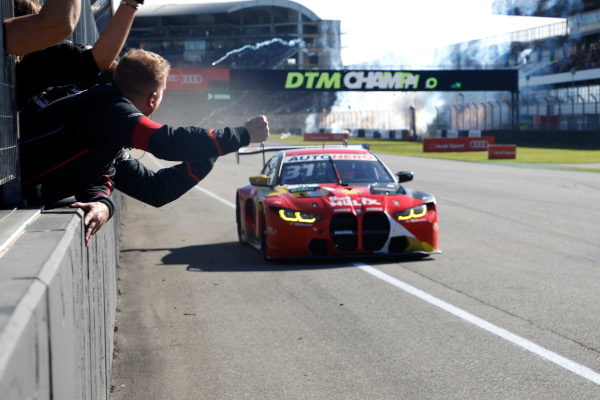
<box><xmin>244</xmin><ymin>115</ymin><xmax>269</xmax><ymax>143</ymax></box>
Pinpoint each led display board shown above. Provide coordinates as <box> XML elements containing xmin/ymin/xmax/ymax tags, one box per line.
<box><xmin>229</xmin><ymin>69</ymin><xmax>518</xmax><ymax>92</ymax></box>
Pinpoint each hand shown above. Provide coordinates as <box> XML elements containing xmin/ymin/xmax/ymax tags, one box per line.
<box><xmin>70</xmin><ymin>201</ymin><xmax>110</xmax><ymax>247</ymax></box>
<box><xmin>243</xmin><ymin>115</ymin><xmax>269</xmax><ymax>143</ymax></box>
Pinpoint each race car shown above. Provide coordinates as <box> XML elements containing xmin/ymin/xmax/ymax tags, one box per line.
<box><xmin>235</xmin><ymin>144</ymin><xmax>440</xmax><ymax>259</ymax></box>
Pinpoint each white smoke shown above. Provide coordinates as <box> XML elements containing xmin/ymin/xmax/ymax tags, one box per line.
<box><xmin>212</xmin><ymin>38</ymin><xmax>304</xmax><ymax>66</ymax></box>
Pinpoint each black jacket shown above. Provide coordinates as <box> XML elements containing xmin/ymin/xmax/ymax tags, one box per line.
<box><xmin>20</xmin><ymin>83</ymin><xmax>250</xmax><ymax>216</ymax></box>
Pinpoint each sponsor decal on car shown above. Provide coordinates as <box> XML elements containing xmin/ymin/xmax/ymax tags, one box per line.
<box><xmin>287</xmin><ymin>184</ymin><xmax>319</xmax><ymax>193</ymax></box>
<box><xmin>285</xmin><ymin>155</ymin><xmax>331</xmax><ymax>162</ymax></box>
<box><xmin>284</xmin><ymin>153</ymin><xmax>376</xmax><ymax>163</ymax></box>
<box><xmin>341</xmin><ymin>188</ymin><xmax>361</xmax><ymax>194</ymax></box>
<box><xmin>331</xmin><ymin>153</ymin><xmax>376</xmax><ymax>160</ymax></box>
<box><xmin>327</xmin><ymin>196</ymin><xmax>381</xmax><ymax>207</ymax></box>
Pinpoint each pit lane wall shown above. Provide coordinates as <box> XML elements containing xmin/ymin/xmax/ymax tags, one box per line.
<box><xmin>0</xmin><ymin>193</ymin><xmax>121</xmax><ymax>400</ymax></box>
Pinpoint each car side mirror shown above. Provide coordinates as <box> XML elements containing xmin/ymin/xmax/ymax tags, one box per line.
<box><xmin>396</xmin><ymin>171</ymin><xmax>414</xmax><ymax>183</ymax></box>
<box><xmin>249</xmin><ymin>175</ymin><xmax>271</xmax><ymax>186</ymax></box>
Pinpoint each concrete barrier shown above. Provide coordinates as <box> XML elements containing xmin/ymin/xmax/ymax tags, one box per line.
<box><xmin>0</xmin><ymin>193</ymin><xmax>121</xmax><ymax>400</ymax></box>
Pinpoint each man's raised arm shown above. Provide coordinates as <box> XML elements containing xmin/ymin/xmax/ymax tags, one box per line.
<box><xmin>91</xmin><ymin>1</ymin><xmax>138</xmax><ymax>71</ymax></box>
<box><xmin>4</xmin><ymin>0</ymin><xmax>80</xmax><ymax>55</ymax></box>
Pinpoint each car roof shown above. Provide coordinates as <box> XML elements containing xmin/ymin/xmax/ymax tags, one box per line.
<box><xmin>282</xmin><ymin>147</ymin><xmax>372</xmax><ymax>157</ymax></box>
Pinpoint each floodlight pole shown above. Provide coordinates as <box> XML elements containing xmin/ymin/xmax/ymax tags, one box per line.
<box><xmin>511</xmin><ymin>90</ymin><xmax>519</xmax><ymax>130</ymax></box>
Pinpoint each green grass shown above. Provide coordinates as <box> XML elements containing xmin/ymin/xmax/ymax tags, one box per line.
<box><xmin>269</xmin><ymin>134</ymin><xmax>600</xmax><ymax>172</ymax></box>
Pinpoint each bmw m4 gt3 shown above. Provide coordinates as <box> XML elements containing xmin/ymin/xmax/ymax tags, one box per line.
<box><xmin>235</xmin><ymin>145</ymin><xmax>440</xmax><ymax>259</ymax></box>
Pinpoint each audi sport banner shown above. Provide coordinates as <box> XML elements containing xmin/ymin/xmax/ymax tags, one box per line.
<box><xmin>488</xmin><ymin>145</ymin><xmax>517</xmax><ymax>159</ymax></box>
<box><xmin>423</xmin><ymin>137</ymin><xmax>495</xmax><ymax>152</ymax></box>
<box><xmin>229</xmin><ymin>69</ymin><xmax>518</xmax><ymax>92</ymax></box>
<box><xmin>167</xmin><ymin>68</ymin><xmax>229</xmax><ymax>91</ymax></box>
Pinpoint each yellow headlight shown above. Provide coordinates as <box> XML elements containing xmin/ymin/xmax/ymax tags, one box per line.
<box><xmin>278</xmin><ymin>209</ymin><xmax>319</xmax><ymax>223</ymax></box>
<box><xmin>395</xmin><ymin>204</ymin><xmax>427</xmax><ymax>221</ymax></box>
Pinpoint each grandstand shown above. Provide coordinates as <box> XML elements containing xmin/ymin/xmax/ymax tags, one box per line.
<box><xmin>492</xmin><ymin>0</ymin><xmax>599</xmax><ymax>18</ymax></box>
<box><xmin>434</xmin><ymin>0</ymin><xmax>600</xmax><ymax>134</ymax></box>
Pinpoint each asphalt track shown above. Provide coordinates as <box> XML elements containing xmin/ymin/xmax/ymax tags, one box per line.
<box><xmin>110</xmin><ymin>148</ymin><xmax>600</xmax><ymax>400</ymax></box>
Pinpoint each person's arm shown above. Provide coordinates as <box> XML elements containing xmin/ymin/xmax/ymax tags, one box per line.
<box><xmin>114</xmin><ymin>155</ymin><xmax>216</xmax><ymax>207</ymax></box>
<box><xmin>91</xmin><ymin>2</ymin><xmax>137</xmax><ymax>71</ymax></box>
<box><xmin>71</xmin><ymin>167</ymin><xmax>116</xmax><ymax>246</ymax></box>
<box><xmin>69</xmin><ymin>201</ymin><xmax>111</xmax><ymax>247</ymax></box>
<box><xmin>4</xmin><ymin>0</ymin><xmax>80</xmax><ymax>55</ymax></box>
<box><xmin>128</xmin><ymin>115</ymin><xmax>269</xmax><ymax>161</ymax></box>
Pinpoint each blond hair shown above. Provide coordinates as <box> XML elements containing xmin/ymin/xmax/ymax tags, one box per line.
<box><xmin>14</xmin><ymin>0</ymin><xmax>42</xmax><ymax>17</ymax></box>
<box><xmin>113</xmin><ymin>49</ymin><xmax>171</xmax><ymax>98</ymax></box>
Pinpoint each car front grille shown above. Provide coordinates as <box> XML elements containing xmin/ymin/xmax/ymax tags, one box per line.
<box><xmin>329</xmin><ymin>212</ymin><xmax>391</xmax><ymax>253</ymax></box>
<box><xmin>329</xmin><ymin>213</ymin><xmax>358</xmax><ymax>252</ymax></box>
<box><xmin>362</xmin><ymin>212</ymin><xmax>390</xmax><ymax>251</ymax></box>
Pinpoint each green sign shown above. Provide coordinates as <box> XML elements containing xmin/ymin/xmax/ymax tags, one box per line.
<box><xmin>206</xmin><ymin>91</ymin><xmax>232</xmax><ymax>101</ymax></box>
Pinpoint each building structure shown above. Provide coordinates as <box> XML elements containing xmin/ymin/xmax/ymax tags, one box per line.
<box><xmin>128</xmin><ymin>0</ymin><xmax>341</xmax><ymax>69</ymax></box>
<box><xmin>125</xmin><ymin>0</ymin><xmax>342</xmax><ymax>133</ymax></box>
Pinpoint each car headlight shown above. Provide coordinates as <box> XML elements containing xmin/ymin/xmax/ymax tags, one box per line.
<box><xmin>394</xmin><ymin>204</ymin><xmax>428</xmax><ymax>221</ymax></box>
<box><xmin>278</xmin><ymin>208</ymin><xmax>322</xmax><ymax>223</ymax></box>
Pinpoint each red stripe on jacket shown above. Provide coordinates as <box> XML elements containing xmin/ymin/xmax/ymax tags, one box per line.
<box><xmin>207</xmin><ymin>129</ymin><xmax>223</xmax><ymax>156</ymax></box>
<box><xmin>132</xmin><ymin>117</ymin><xmax>163</xmax><ymax>152</ymax></box>
<box><xmin>103</xmin><ymin>173</ymin><xmax>113</xmax><ymax>196</ymax></box>
<box><xmin>23</xmin><ymin>147</ymin><xmax>93</xmax><ymax>187</ymax></box>
<box><xmin>185</xmin><ymin>162</ymin><xmax>200</xmax><ymax>183</ymax></box>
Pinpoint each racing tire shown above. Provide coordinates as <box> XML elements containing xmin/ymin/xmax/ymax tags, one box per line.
<box><xmin>260</xmin><ymin>214</ymin><xmax>269</xmax><ymax>260</ymax></box>
<box><xmin>235</xmin><ymin>193</ymin><xmax>244</xmax><ymax>243</ymax></box>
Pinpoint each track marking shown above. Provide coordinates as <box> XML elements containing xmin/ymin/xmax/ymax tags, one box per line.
<box><xmin>148</xmin><ymin>155</ymin><xmax>235</xmax><ymax>208</ymax></box>
<box><xmin>149</xmin><ymin>153</ymin><xmax>600</xmax><ymax>386</ymax></box>
<box><xmin>192</xmin><ymin>185</ymin><xmax>235</xmax><ymax>209</ymax></box>
<box><xmin>355</xmin><ymin>262</ymin><xmax>600</xmax><ymax>386</ymax></box>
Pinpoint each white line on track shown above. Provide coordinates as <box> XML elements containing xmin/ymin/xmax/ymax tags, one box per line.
<box><xmin>355</xmin><ymin>263</ymin><xmax>600</xmax><ymax>386</ymax></box>
<box><xmin>149</xmin><ymin>153</ymin><xmax>600</xmax><ymax>386</ymax></box>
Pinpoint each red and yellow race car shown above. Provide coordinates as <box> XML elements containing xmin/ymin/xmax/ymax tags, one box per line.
<box><xmin>235</xmin><ymin>145</ymin><xmax>440</xmax><ymax>259</ymax></box>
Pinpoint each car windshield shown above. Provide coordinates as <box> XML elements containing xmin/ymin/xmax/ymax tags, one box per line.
<box><xmin>279</xmin><ymin>158</ymin><xmax>395</xmax><ymax>185</ymax></box>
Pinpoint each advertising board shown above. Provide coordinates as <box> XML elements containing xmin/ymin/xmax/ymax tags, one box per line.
<box><xmin>488</xmin><ymin>145</ymin><xmax>517</xmax><ymax>159</ymax></box>
<box><xmin>423</xmin><ymin>137</ymin><xmax>495</xmax><ymax>152</ymax></box>
<box><xmin>304</xmin><ymin>133</ymin><xmax>349</xmax><ymax>141</ymax></box>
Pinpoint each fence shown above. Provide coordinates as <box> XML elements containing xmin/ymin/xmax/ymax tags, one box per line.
<box><xmin>0</xmin><ymin>0</ymin><xmax>102</xmax><ymax>206</ymax></box>
<box><xmin>0</xmin><ymin>0</ymin><xmax>18</xmax><ymax>202</ymax></box>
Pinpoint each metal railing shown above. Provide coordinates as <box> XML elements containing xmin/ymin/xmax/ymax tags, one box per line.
<box><xmin>0</xmin><ymin>0</ymin><xmax>102</xmax><ymax>205</ymax></box>
<box><xmin>0</xmin><ymin>0</ymin><xmax>18</xmax><ymax>196</ymax></box>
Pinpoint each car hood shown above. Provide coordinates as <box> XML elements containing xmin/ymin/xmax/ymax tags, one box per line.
<box><xmin>264</xmin><ymin>183</ymin><xmax>435</xmax><ymax>212</ymax></box>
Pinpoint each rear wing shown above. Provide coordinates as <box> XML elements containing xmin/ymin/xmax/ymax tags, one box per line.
<box><xmin>236</xmin><ymin>142</ymin><xmax>370</xmax><ymax>165</ymax></box>
<box><xmin>236</xmin><ymin>144</ymin><xmax>304</xmax><ymax>165</ymax></box>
